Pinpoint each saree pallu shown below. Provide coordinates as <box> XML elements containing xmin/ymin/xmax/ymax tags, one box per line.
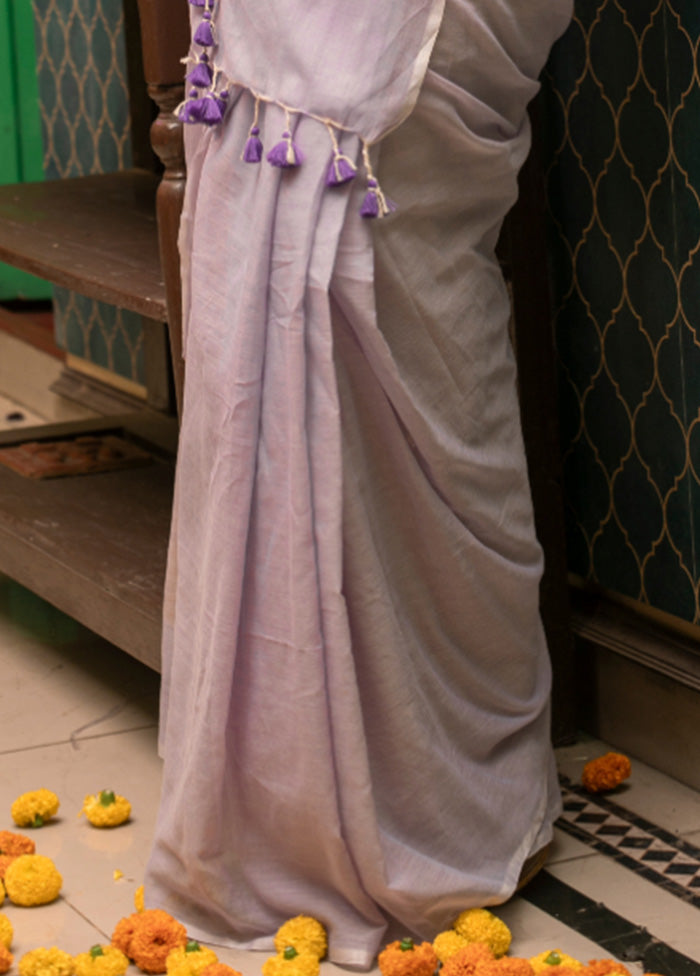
<box><xmin>145</xmin><ymin>0</ymin><xmax>573</xmax><ymax>967</ymax></box>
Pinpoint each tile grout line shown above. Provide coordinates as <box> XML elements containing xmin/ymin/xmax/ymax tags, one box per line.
<box><xmin>0</xmin><ymin>723</ymin><xmax>159</xmax><ymax>757</ymax></box>
<box><xmin>521</xmin><ymin>871</ymin><xmax>700</xmax><ymax>975</ymax></box>
<box><xmin>556</xmin><ymin>774</ymin><xmax>700</xmax><ymax>909</ymax></box>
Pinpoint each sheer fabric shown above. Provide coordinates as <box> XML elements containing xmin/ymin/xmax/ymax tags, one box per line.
<box><xmin>146</xmin><ymin>0</ymin><xmax>573</xmax><ymax>967</ymax></box>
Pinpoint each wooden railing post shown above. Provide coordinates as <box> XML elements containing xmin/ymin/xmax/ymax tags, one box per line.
<box><xmin>134</xmin><ymin>0</ymin><xmax>190</xmax><ymax>416</ymax></box>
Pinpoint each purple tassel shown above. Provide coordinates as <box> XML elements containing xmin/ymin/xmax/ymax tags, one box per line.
<box><xmin>188</xmin><ymin>0</ymin><xmax>206</xmax><ymax>5</ymax></box>
<box><xmin>360</xmin><ymin>177</ymin><xmax>396</xmax><ymax>218</ymax></box>
<box><xmin>178</xmin><ymin>88</ymin><xmax>206</xmax><ymax>123</ymax></box>
<box><xmin>199</xmin><ymin>90</ymin><xmax>228</xmax><ymax>125</ymax></box>
<box><xmin>186</xmin><ymin>54</ymin><xmax>213</xmax><ymax>88</ymax></box>
<box><xmin>267</xmin><ymin>131</ymin><xmax>304</xmax><ymax>168</ymax></box>
<box><xmin>243</xmin><ymin>126</ymin><xmax>263</xmax><ymax>163</ymax></box>
<box><xmin>325</xmin><ymin>152</ymin><xmax>357</xmax><ymax>187</ymax></box>
<box><xmin>179</xmin><ymin>89</ymin><xmax>228</xmax><ymax>126</ymax></box>
<box><xmin>194</xmin><ymin>11</ymin><xmax>214</xmax><ymax>46</ymax></box>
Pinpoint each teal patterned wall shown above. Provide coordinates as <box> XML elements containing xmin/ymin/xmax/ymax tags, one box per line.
<box><xmin>542</xmin><ymin>0</ymin><xmax>700</xmax><ymax>626</ymax></box>
<box><xmin>33</xmin><ymin>0</ymin><xmax>145</xmax><ymax>387</ymax></box>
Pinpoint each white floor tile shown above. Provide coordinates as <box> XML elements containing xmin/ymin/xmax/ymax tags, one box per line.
<box><xmin>548</xmin><ymin>825</ymin><xmax>600</xmax><ymax>865</ymax></box>
<box><xmin>557</xmin><ymin>732</ymin><xmax>700</xmax><ymax>836</ymax></box>
<box><xmin>546</xmin><ymin>850</ymin><xmax>700</xmax><ymax>964</ymax></box>
<box><xmin>0</xmin><ymin>730</ymin><xmax>162</xmax><ymax>950</ymax></box>
<box><xmin>496</xmin><ymin>897</ymin><xmax>644</xmax><ymax>974</ymax></box>
<box><xmin>0</xmin><ymin>578</ymin><xmax>159</xmax><ymax>753</ymax></box>
<box><xmin>3</xmin><ymin>898</ymin><xmax>109</xmax><ymax>957</ymax></box>
<box><xmin>3</xmin><ymin>582</ymin><xmax>700</xmax><ymax>974</ymax></box>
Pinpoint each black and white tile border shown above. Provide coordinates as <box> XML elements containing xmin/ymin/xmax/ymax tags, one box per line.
<box><xmin>557</xmin><ymin>774</ymin><xmax>700</xmax><ymax>909</ymax></box>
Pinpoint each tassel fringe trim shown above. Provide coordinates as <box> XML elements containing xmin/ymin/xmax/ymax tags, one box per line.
<box><xmin>179</xmin><ymin>0</ymin><xmax>396</xmax><ymax>218</ymax></box>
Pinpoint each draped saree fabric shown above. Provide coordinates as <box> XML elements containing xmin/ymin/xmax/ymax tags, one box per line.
<box><xmin>146</xmin><ymin>0</ymin><xmax>574</xmax><ymax>967</ymax></box>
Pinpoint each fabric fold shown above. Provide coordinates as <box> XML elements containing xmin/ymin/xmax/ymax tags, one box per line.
<box><xmin>147</xmin><ymin>0</ymin><xmax>573</xmax><ymax>967</ymax></box>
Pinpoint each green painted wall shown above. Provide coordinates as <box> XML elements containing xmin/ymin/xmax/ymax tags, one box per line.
<box><xmin>0</xmin><ymin>0</ymin><xmax>51</xmax><ymax>299</ymax></box>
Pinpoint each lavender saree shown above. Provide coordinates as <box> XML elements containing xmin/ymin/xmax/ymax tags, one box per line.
<box><xmin>146</xmin><ymin>0</ymin><xmax>573</xmax><ymax>966</ymax></box>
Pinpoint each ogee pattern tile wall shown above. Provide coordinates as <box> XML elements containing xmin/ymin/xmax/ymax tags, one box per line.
<box><xmin>542</xmin><ymin>0</ymin><xmax>700</xmax><ymax>626</ymax></box>
<box><xmin>33</xmin><ymin>0</ymin><xmax>145</xmax><ymax>387</ymax></box>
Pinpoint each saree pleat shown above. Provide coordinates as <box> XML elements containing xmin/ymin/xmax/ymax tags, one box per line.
<box><xmin>146</xmin><ymin>0</ymin><xmax>573</xmax><ymax>966</ymax></box>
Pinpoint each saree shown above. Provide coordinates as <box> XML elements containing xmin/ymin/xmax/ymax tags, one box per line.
<box><xmin>145</xmin><ymin>0</ymin><xmax>574</xmax><ymax>967</ymax></box>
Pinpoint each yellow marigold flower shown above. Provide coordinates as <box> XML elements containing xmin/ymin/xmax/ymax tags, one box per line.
<box><xmin>11</xmin><ymin>789</ymin><xmax>60</xmax><ymax>828</ymax></box>
<box><xmin>0</xmin><ymin>913</ymin><xmax>13</xmax><ymax>949</ymax></box>
<box><xmin>134</xmin><ymin>885</ymin><xmax>145</xmax><ymax>912</ymax></box>
<box><xmin>581</xmin><ymin>754</ymin><xmax>631</xmax><ymax>794</ymax></box>
<box><xmin>0</xmin><ymin>945</ymin><xmax>13</xmax><ymax>975</ymax></box>
<box><xmin>74</xmin><ymin>946</ymin><xmax>129</xmax><ymax>976</ymax></box>
<box><xmin>453</xmin><ymin>909</ymin><xmax>512</xmax><ymax>958</ymax></box>
<box><xmin>378</xmin><ymin>939</ymin><xmax>438</xmax><ymax>976</ymax></box>
<box><xmin>433</xmin><ymin>931</ymin><xmax>470</xmax><ymax>963</ymax></box>
<box><xmin>0</xmin><ymin>855</ymin><xmax>17</xmax><ymax>882</ymax></box>
<box><xmin>81</xmin><ymin>791</ymin><xmax>131</xmax><ymax>828</ymax></box>
<box><xmin>4</xmin><ymin>853</ymin><xmax>63</xmax><ymax>906</ymax></box>
<box><xmin>262</xmin><ymin>950</ymin><xmax>320</xmax><ymax>976</ymax></box>
<box><xmin>19</xmin><ymin>947</ymin><xmax>74</xmax><ymax>976</ymax></box>
<box><xmin>0</xmin><ymin>884</ymin><xmax>4</xmax><ymax>908</ymax></box>
<box><xmin>274</xmin><ymin>916</ymin><xmax>327</xmax><ymax>960</ymax></box>
<box><xmin>166</xmin><ymin>942</ymin><xmax>218</xmax><ymax>976</ymax></box>
<box><xmin>530</xmin><ymin>950</ymin><xmax>583</xmax><ymax>973</ymax></box>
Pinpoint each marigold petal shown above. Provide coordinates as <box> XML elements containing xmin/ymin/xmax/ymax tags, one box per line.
<box><xmin>0</xmin><ymin>913</ymin><xmax>13</xmax><ymax>950</ymax></box>
<box><xmin>0</xmin><ymin>945</ymin><xmax>13</xmax><ymax>975</ymax></box>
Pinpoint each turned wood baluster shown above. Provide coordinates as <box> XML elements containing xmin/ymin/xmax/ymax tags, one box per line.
<box><xmin>134</xmin><ymin>0</ymin><xmax>190</xmax><ymax>416</ymax></box>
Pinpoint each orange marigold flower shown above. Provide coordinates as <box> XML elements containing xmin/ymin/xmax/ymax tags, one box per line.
<box><xmin>584</xmin><ymin>961</ymin><xmax>631</xmax><ymax>976</ymax></box>
<box><xmin>442</xmin><ymin>943</ymin><xmax>495</xmax><ymax>976</ymax></box>
<box><xmin>0</xmin><ymin>945</ymin><xmax>13</xmax><ymax>975</ymax></box>
<box><xmin>200</xmin><ymin>965</ymin><xmax>243</xmax><ymax>976</ymax></box>
<box><xmin>0</xmin><ymin>830</ymin><xmax>35</xmax><ymax>857</ymax></box>
<box><xmin>112</xmin><ymin>914</ymin><xmax>139</xmax><ymax>955</ymax></box>
<box><xmin>476</xmin><ymin>958</ymin><xmax>535</xmax><ymax>976</ymax></box>
<box><xmin>118</xmin><ymin>909</ymin><xmax>188</xmax><ymax>973</ymax></box>
<box><xmin>581</xmin><ymin>754</ymin><xmax>631</xmax><ymax>794</ymax></box>
<box><xmin>378</xmin><ymin>939</ymin><xmax>438</xmax><ymax>976</ymax></box>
